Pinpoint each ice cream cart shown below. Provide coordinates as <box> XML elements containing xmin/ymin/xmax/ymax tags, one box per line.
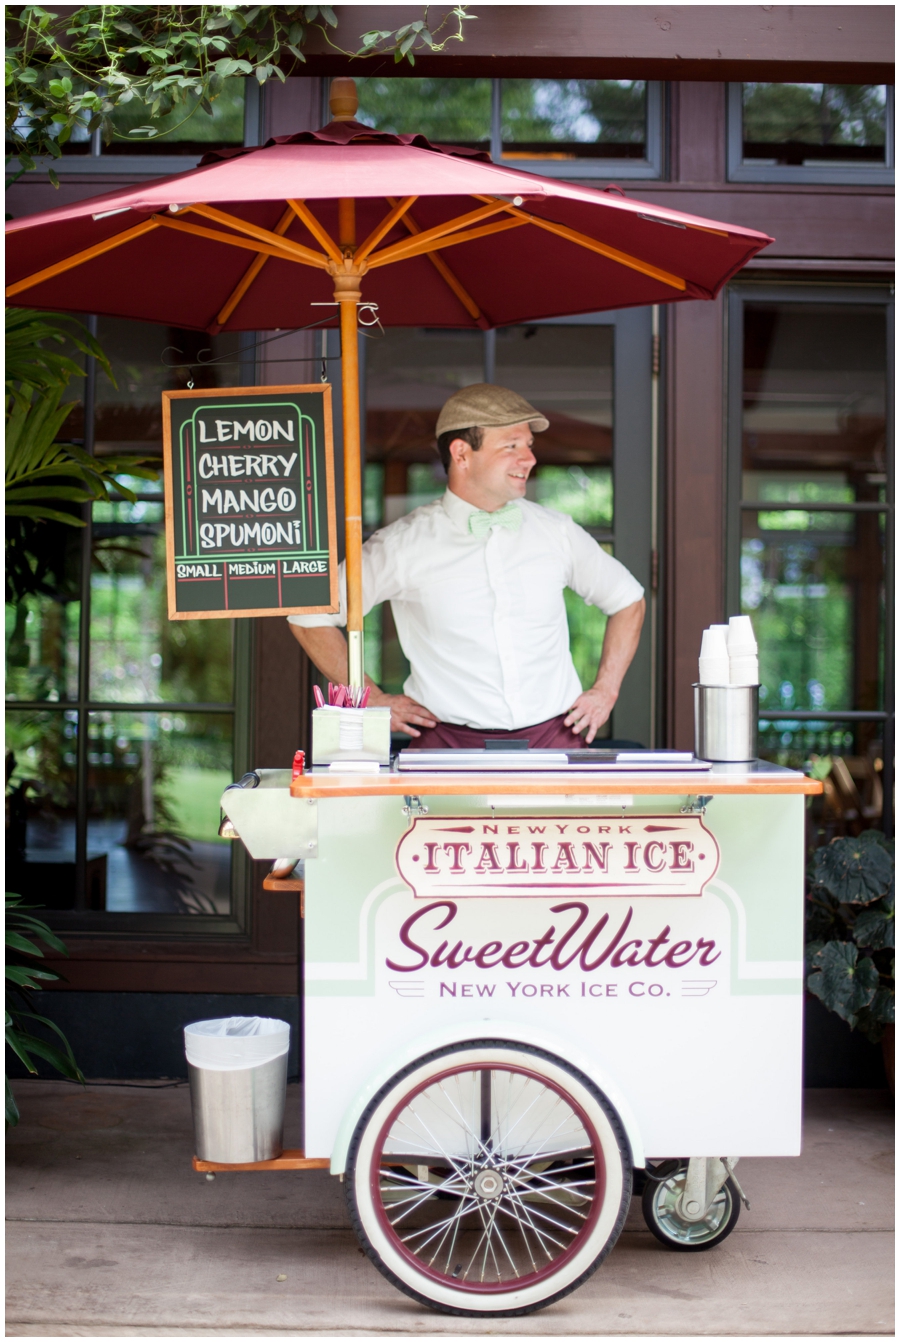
<box><xmin>209</xmin><ymin>754</ymin><xmax>821</xmax><ymax>1317</ymax></box>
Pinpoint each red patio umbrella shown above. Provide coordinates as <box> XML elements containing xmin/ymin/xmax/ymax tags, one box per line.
<box><xmin>6</xmin><ymin>78</ymin><xmax>773</xmax><ymax>686</ymax></box>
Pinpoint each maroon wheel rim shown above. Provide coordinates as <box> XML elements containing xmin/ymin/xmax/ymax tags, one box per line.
<box><xmin>368</xmin><ymin>1060</ymin><xmax>607</xmax><ymax>1294</ymax></box>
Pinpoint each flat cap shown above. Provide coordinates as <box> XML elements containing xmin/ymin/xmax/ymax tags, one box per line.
<box><xmin>436</xmin><ymin>383</ymin><xmax>549</xmax><ymax>438</ymax></box>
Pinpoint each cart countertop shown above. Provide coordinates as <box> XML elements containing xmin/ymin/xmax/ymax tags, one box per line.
<box><xmin>289</xmin><ymin>760</ymin><xmax>823</xmax><ymax>799</ymax></box>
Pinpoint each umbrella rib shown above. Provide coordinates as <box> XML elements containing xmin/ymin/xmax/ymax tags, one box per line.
<box><xmin>185</xmin><ymin>203</ymin><xmax>330</xmax><ymax>268</ymax></box>
<box><xmin>366</xmin><ymin>216</ymin><xmax>527</xmax><ymax>270</ymax></box>
<box><xmin>387</xmin><ymin>198</ymin><xmax>482</xmax><ymax>322</ymax></box>
<box><xmin>215</xmin><ymin>205</ymin><xmax>296</xmax><ymax>327</ymax></box>
<box><xmin>365</xmin><ymin>200</ymin><xmax>511</xmax><ymax>270</ymax></box>
<box><xmin>355</xmin><ymin>196</ymin><xmax>418</xmax><ymax>265</ymax></box>
<box><xmin>285</xmin><ymin>200</ymin><xmax>343</xmax><ymax>264</ymax></box>
<box><xmin>5</xmin><ymin>219</ymin><xmax>161</xmax><ymax>298</ymax></box>
<box><xmin>475</xmin><ymin>197</ymin><xmax>687</xmax><ymax>291</ymax></box>
<box><xmin>153</xmin><ymin>214</ymin><xmax>328</xmax><ymax>269</ymax></box>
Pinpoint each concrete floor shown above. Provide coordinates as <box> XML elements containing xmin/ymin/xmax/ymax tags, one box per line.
<box><xmin>6</xmin><ymin>1080</ymin><xmax>894</xmax><ymax>1337</ymax></box>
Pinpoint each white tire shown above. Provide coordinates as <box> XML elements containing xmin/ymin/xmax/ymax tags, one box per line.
<box><xmin>346</xmin><ymin>1039</ymin><xmax>632</xmax><ymax>1316</ymax></box>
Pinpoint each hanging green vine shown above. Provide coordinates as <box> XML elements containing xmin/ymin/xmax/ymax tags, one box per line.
<box><xmin>5</xmin><ymin>5</ymin><xmax>475</xmax><ymax>183</ymax></box>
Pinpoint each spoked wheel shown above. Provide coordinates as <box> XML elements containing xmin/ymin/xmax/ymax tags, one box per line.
<box><xmin>346</xmin><ymin>1040</ymin><xmax>632</xmax><ymax>1316</ymax></box>
<box><xmin>641</xmin><ymin>1162</ymin><xmax>741</xmax><ymax>1251</ymax></box>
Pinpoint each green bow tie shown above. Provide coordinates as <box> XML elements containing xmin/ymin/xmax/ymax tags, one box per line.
<box><xmin>468</xmin><ymin>503</ymin><xmax>522</xmax><ymax>538</ymax></box>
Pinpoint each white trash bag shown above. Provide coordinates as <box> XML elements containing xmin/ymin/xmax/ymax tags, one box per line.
<box><xmin>184</xmin><ymin>1016</ymin><xmax>290</xmax><ymax>1071</ymax></box>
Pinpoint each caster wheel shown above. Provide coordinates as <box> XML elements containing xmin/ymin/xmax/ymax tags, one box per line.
<box><xmin>641</xmin><ymin>1162</ymin><xmax>741</xmax><ymax>1251</ymax></box>
<box><xmin>346</xmin><ymin>1039</ymin><xmax>632</xmax><ymax>1316</ymax></box>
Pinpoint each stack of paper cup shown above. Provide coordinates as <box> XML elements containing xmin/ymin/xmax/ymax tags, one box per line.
<box><xmin>698</xmin><ymin>625</ymin><xmax>730</xmax><ymax>686</ymax></box>
<box><xmin>727</xmin><ymin>615</ymin><xmax>759</xmax><ymax>685</ymax></box>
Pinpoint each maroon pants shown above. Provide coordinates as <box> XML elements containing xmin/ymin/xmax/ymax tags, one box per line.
<box><xmin>409</xmin><ymin>713</ymin><xmax>579</xmax><ymax>751</ymax></box>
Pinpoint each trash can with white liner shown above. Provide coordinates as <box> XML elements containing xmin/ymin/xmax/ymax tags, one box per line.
<box><xmin>185</xmin><ymin>1017</ymin><xmax>290</xmax><ymax>1163</ymax></box>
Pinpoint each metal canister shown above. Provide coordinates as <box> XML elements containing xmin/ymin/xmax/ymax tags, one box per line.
<box><xmin>188</xmin><ymin>1052</ymin><xmax>288</xmax><ymax>1164</ymax></box>
<box><xmin>693</xmin><ymin>684</ymin><xmax>759</xmax><ymax>762</ymax></box>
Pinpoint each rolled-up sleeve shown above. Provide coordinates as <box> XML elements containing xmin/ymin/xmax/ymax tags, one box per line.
<box><xmin>287</xmin><ymin>525</ymin><xmax>404</xmax><ymax>629</ymax></box>
<box><xmin>564</xmin><ymin>516</ymin><xmax>644</xmax><ymax>615</ymax></box>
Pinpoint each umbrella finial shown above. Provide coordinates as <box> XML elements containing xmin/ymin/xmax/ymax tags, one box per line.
<box><xmin>330</xmin><ymin>78</ymin><xmax>358</xmax><ymax>123</ymax></box>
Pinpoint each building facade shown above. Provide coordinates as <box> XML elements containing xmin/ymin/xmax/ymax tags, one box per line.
<box><xmin>5</xmin><ymin>6</ymin><xmax>893</xmax><ymax>1079</ymax></box>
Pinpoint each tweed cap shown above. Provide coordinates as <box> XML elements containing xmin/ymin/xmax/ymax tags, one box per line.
<box><xmin>436</xmin><ymin>383</ymin><xmax>549</xmax><ymax>437</ymax></box>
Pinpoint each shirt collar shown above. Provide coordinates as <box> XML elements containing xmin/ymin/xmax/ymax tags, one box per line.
<box><xmin>441</xmin><ymin>488</ymin><xmax>481</xmax><ymax>534</ymax></box>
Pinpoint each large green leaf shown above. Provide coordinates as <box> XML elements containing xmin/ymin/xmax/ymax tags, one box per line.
<box><xmin>813</xmin><ymin>835</ymin><xmax>894</xmax><ymax>905</ymax></box>
<box><xmin>6</xmin><ymin>893</ymin><xmax>83</xmax><ymax>1122</ymax></box>
<box><xmin>805</xmin><ymin>886</ymin><xmax>842</xmax><ymax>941</ymax></box>
<box><xmin>8</xmin><ymin>1029</ymin><xmax>83</xmax><ymax>1082</ymax></box>
<box><xmin>5</xmin><ymin>930</ymin><xmax>46</xmax><ymax>957</ymax></box>
<box><xmin>5</xmin><ymin>383</ymin><xmax>158</xmax><ymax>526</ymax></box>
<box><xmin>853</xmin><ymin>890</ymin><xmax>895</xmax><ymax>951</ymax></box>
<box><xmin>5</xmin><ymin>898</ymin><xmax>69</xmax><ymax>955</ymax></box>
<box><xmin>6</xmin><ymin>1078</ymin><xmax>21</xmax><ymax>1129</ymax></box>
<box><xmin>807</xmin><ymin>940</ymin><xmax>880</xmax><ymax>1027</ymax></box>
<box><xmin>5</xmin><ymin>964</ymin><xmax>60</xmax><ymax>988</ymax></box>
<box><xmin>5</xmin><ymin>307</ymin><xmax>113</xmax><ymax>404</ymax></box>
<box><xmin>5</xmin><ymin>1022</ymin><xmax>39</xmax><ymax>1074</ymax></box>
<box><xmin>856</xmin><ymin>987</ymin><xmax>896</xmax><ymax>1043</ymax></box>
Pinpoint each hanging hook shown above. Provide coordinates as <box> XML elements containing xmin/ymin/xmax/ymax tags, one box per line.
<box><xmin>357</xmin><ymin>302</ymin><xmax>382</xmax><ymax>329</ymax></box>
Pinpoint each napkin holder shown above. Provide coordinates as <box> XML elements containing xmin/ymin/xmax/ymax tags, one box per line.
<box><xmin>311</xmin><ymin>706</ymin><xmax>391</xmax><ymax>766</ymax></box>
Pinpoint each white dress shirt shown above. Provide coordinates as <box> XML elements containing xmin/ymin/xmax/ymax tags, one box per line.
<box><xmin>289</xmin><ymin>489</ymin><xmax>644</xmax><ymax>731</ymax></box>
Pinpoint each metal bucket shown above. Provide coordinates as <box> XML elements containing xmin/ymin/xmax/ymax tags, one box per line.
<box><xmin>694</xmin><ymin>684</ymin><xmax>759</xmax><ymax>763</ymax></box>
<box><xmin>188</xmin><ymin>1052</ymin><xmax>288</xmax><ymax>1163</ymax></box>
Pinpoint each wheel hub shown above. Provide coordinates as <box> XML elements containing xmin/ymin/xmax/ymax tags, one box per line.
<box><xmin>472</xmin><ymin>1167</ymin><xmax>504</xmax><ymax>1200</ymax></box>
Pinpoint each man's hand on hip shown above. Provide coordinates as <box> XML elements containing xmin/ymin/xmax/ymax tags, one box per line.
<box><xmin>564</xmin><ymin>599</ymin><xmax>645</xmax><ymax>744</ymax></box>
<box><xmin>366</xmin><ymin>687</ymin><xmax>438</xmax><ymax>737</ymax></box>
<box><xmin>564</xmin><ymin>685</ymin><xmax>617</xmax><ymax>744</ymax></box>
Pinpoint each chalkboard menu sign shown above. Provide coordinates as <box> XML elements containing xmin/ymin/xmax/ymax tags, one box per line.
<box><xmin>162</xmin><ymin>385</ymin><xmax>339</xmax><ymax>620</ymax></box>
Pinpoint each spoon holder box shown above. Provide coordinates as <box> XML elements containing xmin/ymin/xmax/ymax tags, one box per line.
<box><xmin>311</xmin><ymin>706</ymin><xmax>391</xmax><ymax>765</ymax></box>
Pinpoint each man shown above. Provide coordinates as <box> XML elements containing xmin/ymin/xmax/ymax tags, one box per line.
<box><xmin>288</xmin><ymin>384</ymin><xmax>645</xmax><ymax>747</ymax></box>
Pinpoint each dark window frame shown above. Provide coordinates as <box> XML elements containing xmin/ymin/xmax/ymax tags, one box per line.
<box><xmin>361</xmin><ymin>308</ymin><xmax>660</xmax><ymax>746</ymax></box>
<box><xmin>725</xmin><ymin>281</ymin><xmax>894</xmax><ymax>823</ymax></box>
<box><xmin>7</xmin><ymin>333</ymin><xmax>258</xmax><ymax>937</ymax></box>
<box><xmin>726</xmin><ymin>82</ymin><xmax>895</xmax><ymax>186</ymax></box>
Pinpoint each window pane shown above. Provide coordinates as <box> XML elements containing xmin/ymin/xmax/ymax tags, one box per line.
<box><xmin>742</xmin><ymin>303</ymin><xmax>886</xmax><ymax>481</ymax></box>
<box><xmin>502</xmin><ymin>80</ymin><xmax>647</xmax><ymax>160</ymax></box>
<box><xmin>104</xmin><ymin>78</ymin><xmax>245</xmax><ymax>155</ymax></box>
<box><xmin>355</xmin><ymin>77</ymin><xmax>490</xmax><ymax>147</ymax></box>
<box><xmin>740</xmin><ymin>301</ymin><xmax>888</xmax><ymax>749</ymax></box>
<box><xmin>757</xmin><ymin>720</ymin><xmax>884</xmax><ymax>776</ymax></box>
<box><xmin>87</xmin><ymin>710</ymin><xmax>233</xmax><ymax>914</ymax></box>
<box><xmin>6</xmin><ymin>592</ymin><xmax>80</xmax><ymax>703</ymax></box>
<box><xmin>741</xmin><ymin>528</ymin><xmax>855</xmax><ymax>711</ymax></box>
<box><xmin>88</xmin><ymin>317</ymin><xmax>240</xmax><ymax>704</ymax></box>
<box><xmin>90</xmin><ymin>529</ymin><xmax>233</xmax><ymax>703</ymax></box>
<box><xmin>366</xmin><ymin>326</ymin><xmax>482</xmax><ymax>526</ymax></box>
<box><xmin>6</xmin><ymin>709</ymin><xmax>82</xmax><ymax>911</ymax></box>
<box><xmin>495</xmin><ymin>325</ymin><xmax>614</xmax><ymax>473</ymax></box>
<box><xmin>742</xmin><ymin>84</ymin><xmax>887</xmax><ymax>166</ymax></box>
<box><xmin>95</xmin><ymin>318</ymin><xmax>243</xmax><ymax>456</ymax></box>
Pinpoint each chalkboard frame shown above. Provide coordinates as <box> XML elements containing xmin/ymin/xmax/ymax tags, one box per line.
<box><xmin>162</xmin><ymin>383</ymin><xmax>339</xmax><ymax>621</ymax></box>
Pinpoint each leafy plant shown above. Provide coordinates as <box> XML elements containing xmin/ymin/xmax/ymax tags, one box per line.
<box><xmin>6</xmin><ymin>5</ymin><xmax>475</xmax><ymax>182</ymax></box>
<box><xmin>5</xmin><ymin>307</ymin><xmax>159</xmax><ymax>600</ymax></box>
<box><xmin>805</xmin><ymin>830</ymin><xmax>895</xmax><ymax>1042</ymax></box>
<box><xmin>6</xmin><ymin>307</ymin><xmax>111</xmax><ymax>405</ymax></box>
<box><xmin>6</xmin><ymin>891</ymin><xmax>84</xmax><ymax>1128</ymax></box>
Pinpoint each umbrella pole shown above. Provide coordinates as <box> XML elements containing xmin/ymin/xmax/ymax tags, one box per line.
<box><xmin>339</xmin><ymin>292</ymin><xmax>364</xmax><ymax>689</ymax></box>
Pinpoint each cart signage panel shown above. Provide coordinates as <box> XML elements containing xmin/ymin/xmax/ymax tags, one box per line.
<box><xmin>396</xmin><ymin>815</ymin><xmax>720</xmax><ymax>899</ymax></box>
<box><xmin>162</xmin><ymin>384</ymin><xmax>338</xmax><ymax>620</ymax></box>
